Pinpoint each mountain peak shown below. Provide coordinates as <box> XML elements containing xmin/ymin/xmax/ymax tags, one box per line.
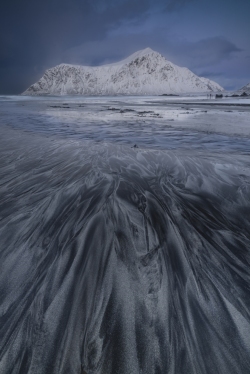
<box><xmin>127</xmin><ymin>47</ymin><xmax>162</xmax><ymax>60</ymax></box>
<box><xmin>136</xmin><ymin>47</ymin><xmax>158</xmax><ymax>55</ymax></box>
<box><xmin>22</xmin><ymin>48</ymin><xmax>223</xmax><ymax>95</ymax></box>
<box><xmin>57</xmin><ymin>48</ymin><xmax>163</xmax><ymax>70</ymax></box>
<box><xmin>112</xmin><ymin>47</ymin><xmax>163</xmax><ymax>67</ymax></box>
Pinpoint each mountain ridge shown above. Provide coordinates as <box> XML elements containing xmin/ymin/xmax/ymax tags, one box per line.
<box><xmin>22</xmin><ymin>48</ymin><xmax>223</xmax><ymax>96</ymax></box>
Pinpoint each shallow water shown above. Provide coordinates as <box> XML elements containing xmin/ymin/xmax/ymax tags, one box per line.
<box><xmin>0</xmin><ymin>97</ymin><xmax>250</xmax><ymax>374</ymax></box>
<box><xmin>1</xmin><ymin>95</ymin><xmax>250</xmax><ymax>153</ymax></box>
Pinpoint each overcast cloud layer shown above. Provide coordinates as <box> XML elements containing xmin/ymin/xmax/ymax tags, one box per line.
<box><xmin>0</xmin><ymin>0</ymin><xmax>249</xmax><ymax>93</ymax></box>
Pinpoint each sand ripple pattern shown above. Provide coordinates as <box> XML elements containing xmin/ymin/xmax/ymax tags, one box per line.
<box><xmin>0</xmin><ymin>130</ymin><xmax>250</xmax><ymax>374</ymax></box>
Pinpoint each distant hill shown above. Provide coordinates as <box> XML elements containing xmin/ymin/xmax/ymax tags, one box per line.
<box><xmin>233</xmin><ymin>82</ymin><xmax>250</xmax><ymax>96</ymax></box>
<box><xmin>22</xmin><ymin>48</ymin><xmax>223</xmax><ymax>96</ymax></box>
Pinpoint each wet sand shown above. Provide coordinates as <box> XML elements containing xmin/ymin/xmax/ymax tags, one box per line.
<box><xmin>0</xmin><ymin>96</ymin><xmax>250</xmax><ymax>373</ymax></box>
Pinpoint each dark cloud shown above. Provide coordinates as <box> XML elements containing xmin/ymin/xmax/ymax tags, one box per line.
<box><xmin>183</xmin><ymin>37</ymin><xmax>242</xmax><ymax>67</ymax></box>
<box><xmin>165</xmin><ymin>0</ymin><xmax>195</xmax><ymax>12</ymax></box>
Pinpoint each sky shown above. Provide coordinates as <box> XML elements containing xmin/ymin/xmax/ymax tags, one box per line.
<box><xmin>0</xmin><ymin>0</ymin><xmax>249</xmax><ymax>94</ymax></box>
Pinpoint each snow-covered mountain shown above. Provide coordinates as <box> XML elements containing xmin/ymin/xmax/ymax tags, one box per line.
<box><xmin>234</xmin><ymin>82</ymin><xmax>250</xmax><ymax>96</ymax></box>
<box><xmin>22</xmin><ymin>48</ymin><xmax>223</xmax><ymax>96</ymax></box>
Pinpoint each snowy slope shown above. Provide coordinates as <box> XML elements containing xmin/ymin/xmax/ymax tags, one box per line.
<box><xmin>235</xmin><ymin>82</ymin><xmax>250</xmax><ymax>96</ymax></box>
<box><xmin>22</xmin><ymin>48</ymin><xmax>223</xmax><ymax>96</ymax></box>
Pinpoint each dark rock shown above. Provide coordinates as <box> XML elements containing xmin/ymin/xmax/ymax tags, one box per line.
<box><xmin>49</xmin><ymin>105</ymin><xmax>70</xmax><ymax>108</ymax></box>
<box><xmin>120</xmin><ymin>109</ymin><xmax>135</xmax><ymax>113</ymax></box>
<box><xmin>160</xmin><ymin>94</ymin><xmax>179</xmax><ymax>96</ymax></box>
<box><xmin>138</xmin><ymin>111</ymin><xmax>154</xmax><ymax>115</ymax></box>
<box><xmin>107</xmin><ymin>107</ymin><xmax>119</xmax><ymax>111</ymax></box>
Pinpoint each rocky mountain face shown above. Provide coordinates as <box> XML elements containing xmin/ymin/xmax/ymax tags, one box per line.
<box><xmin>22</xmin><ymin>48</ymin><xmax>223</xmax><ymax>95</ymax></box>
